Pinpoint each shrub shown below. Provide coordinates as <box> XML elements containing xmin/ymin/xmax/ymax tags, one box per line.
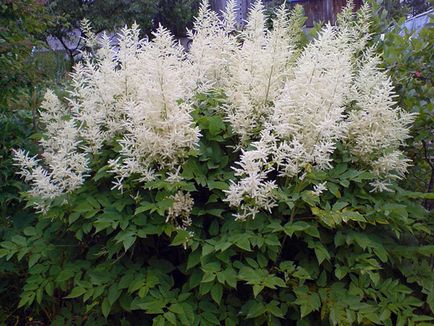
<box><xmin>2</xmin><ymin>2</ymin><xmax>433</xmax><ymax>325</ymax></box>
<box><xmin>374</xmin><ymin>12</ymin><xmax>433</xmax><ymax>204</ymax></box>
<box><xmin>0</xmin><ymin>1</ymin><xmax>55</xmax><ymax>322</ymax></box>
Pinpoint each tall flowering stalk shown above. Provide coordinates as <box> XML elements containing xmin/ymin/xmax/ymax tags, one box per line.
<box><xmin>187</xmin><ymin>0</ymin><xmax>238</xmax><ymax>91</ymax></box>
<box><xmin>13</xmin><ymin>91</ymin><xmax>89</xmax><ymax>212</ymax></box>
<box><xmin>221</xmin><ymin>2</ymin><xmax>305</xmax><ymax>142</ymax></box>
<box><xmin>107</xmin><ymin>26</ymin><xmax>200</xmax><ymax>189</ymax></box>
<box><xmin>346</xmin><ymin>53</ymin><xmax>415</xmax><ymax>191</ymax></box>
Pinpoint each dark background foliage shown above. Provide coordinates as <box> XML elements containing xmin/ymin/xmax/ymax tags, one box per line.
<box><xmin>45</xmin><ymin>0</ymin><xmax>201</xmax><ymax>64</ymax></box>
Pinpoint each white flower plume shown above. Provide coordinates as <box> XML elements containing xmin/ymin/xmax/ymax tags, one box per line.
<box><xmin>221</xmin><ymin>2</ymin><xmax>305</xmax><ymax>142</ymax></box>
<box><xmin>13</xmin><ymin>91</ymin><xmax>89</xmax><ymax>211</ymax></box>
<box><xmin>225</xmin><ymin>3</ymin><xmax>414</xmax><ymax>219</ymax></box>
<box><xmin>108</xmin><ymin>26</ymin><xmax>200</xmax><ymax>189</ymax></box>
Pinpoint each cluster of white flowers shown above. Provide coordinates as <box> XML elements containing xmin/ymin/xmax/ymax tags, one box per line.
<box><xmin>222</xmin><ymin>3</ymin><xmax>304</xmax><ymax>142</ymax></box>
<box><xmin>188</xmin><ymin>1</ymin><xmax>306</xmax><ymax>142</ymax></box>
<box><xmin>223</xmin><ymin>3</ymin><xmax>415</xmax><ymax>220</ymax></box>
<box><xmin>166</xmin><ymin>191</ymin><xmax>194</xmax><ymax>229</ymax></box>
<box><xmin>187</xmin><ymin>0</ymin><xmax>238</xmax><ymax>91</ymax></box>
<box><xmin>13</xmin><ymin>1</ymin><xmax>415</xmax><ymax>220</ymax></box>
<box><xmin>14</xmin><ymin>23</ymin><xmax>200</xmax><ymax>207</ymax></box>
<box><xmin>312</xmin><ymin>182</ymin><xmax>328</xmax><ymax>196</ymax></box>
<box><xmin>346</xmin><ymin>53</ymin><xmax>415</xmax><ymax>191</ymax></box>
<box><xmin>225</xmin><ymin>129</ymin><xmax>278</xmax><ymax>220</ymax></box>
<box><xmin>107</xmin><ymin>26</ymin><xmax>200</xmax><ymax>189</ymax></box>
<box><xmin>13</xmin><ymin>91</ymin><xmax>89</xmax><ymax>212</ymax></box>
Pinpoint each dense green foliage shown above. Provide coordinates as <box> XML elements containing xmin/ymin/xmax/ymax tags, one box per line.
<box><xmin>383</xmin><ymin>24</ymin><xmax>433</xmax><ymax>205</ymax></box>
<box><xmin>0</xmin><ymin>1</ymin><xmax>61</xmax><ymax>322</ymax></box>
<box><xmin>369</xmin><ymin>1</ymin><xmax>434</xmax><ymax>205</ymax></box>
<box><xmin>0</xmin><ymin>0</ymin><xmax>51</xmax><ymax>105</ymax></box>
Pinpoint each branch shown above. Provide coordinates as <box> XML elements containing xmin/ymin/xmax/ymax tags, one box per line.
<box><xmin>422</xmin><ymin>139</ymin><xmax>433</xmax><ymax>168</ymax></box>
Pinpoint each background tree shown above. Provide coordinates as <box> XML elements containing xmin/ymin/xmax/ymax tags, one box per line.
<box><xmin>0</xmin><ymin>0</ymin><xmax>55</xmax><ymax>323</ymax></box>
<box><xmin>45</xmin><ymin>0</ymin><xmax>201</xmax><ymax>65</ymax></box>
<box><xmin>368</xmin><ymin>0</ymin><xmax>434</xmax><ymax>208</ymax></box>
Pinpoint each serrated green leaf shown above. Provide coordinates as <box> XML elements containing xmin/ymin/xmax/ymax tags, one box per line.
<box><xmin>211</xmin><ymin>283</ymin><xmax>223</xmax><ymax>304</ymax></box>
<box><xmin>253</xmin><ymin>284</ymin><xmax>264</xmax><ymax>297</ymax></box>
<box><xmin>101</xmin><ymin>297</ymin><xmax>111</xmax><ymax>318</ymax></box>
<box><xmin>246</xmin><ymin>301</ymin><xmax>266</xmax><ymax>318</ymax></box>
<box><xmin>65</xmin><ymin>286</ymin><xmax>86</xmax><ymax>299</ymax></box>
<box><xmin>108</xmin><ymin>284</ymin><xmax>121</xmax><ymax>305</ymax></box>
<box><xmin>186</xmin><ymin>249</ymin><xmax>201</xmax><ymax>270</ymax></box>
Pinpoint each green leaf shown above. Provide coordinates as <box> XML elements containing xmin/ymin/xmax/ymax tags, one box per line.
<box><xmin>115</xmin><ymin>231</ymin><xmax>137</xmax><ymax>251</ymax></box>
<box><xmin>235</xmin><ymin>237</ymin><xmax>251</xmax><ymax>251</ymax></box>
<box><xmin>153</xmin><ymin>315</ymin><xmax>166</xmax><ymax>326</ymax></box>
<box><xmin>93</xmin><ymin>165</ymin><xmax>110</xmax><ymax>181</ymax></box>
<box><xmin>208</xmin><ymin>116</ymin><xmax>225</xmax><ymax>136</ymax></box>
<box><xmin>202</xmin><ymin>273</ymin><xmax>216</xmax><ymax>283</ymax></box>
<box><xmin>23</xmin><ymin>227</ymin><xmax>37</xmax><ymax>236</ymax></box>
<box><xmin>101</xmin><ymin>297</ymin><xmax>111</xmax><ymax>318</ymax></box>
<box><xmin>18</xmin><ymin>292</ymin><xmax>35</xmax><ymax>308</ymax></box>
<box><xmin>65</xmin><ymin>286</ymin><xmax>86</xmax><ymax>299</ymax></box>
<box><xmin>264</xmin><ymin>276</ymin><xmax>286</xmax><ymax>289</ymax></box>
<box><xmin>28</xmin><ymin>254</ymin><xmax>41</xmax><ymax>268</ymax></box>
<box><xmin>246</xmin><ymin>301</ymin><xmax>266</xmax><ymax>319</ymax></box>
<box><xmin>335</xmin><ymin>266</ymin><xmax>349</xmax><ymax>280</ymax></box>
<box><xmin>211</xmin><ymin>283</ymin><xmax>223</xmax><ymax>304</ymax></box>
<box><xmin>11</xmin><ymin>235</ymin><xmax>27</xmax><ymax>247</ymax></box>
<box><xmin>68</xmin><ymin>212</ymin><xmax>80</xmax><ymax>224</ymax></box>
<box><xmin>208</xmin><ymin>180</ymin><xmax>228</xmax><ymax>191</ymax></box>
<box><xmin>401</xmin><ymin>191</ymin><xmax>434</xmax><ymax>200</ymax></box>
<box><xmin>164</xmin><ymin>311</ymin><xmax>177</xmax><ymax>325</ymax></box>
<box><xmin>253</xmin><ymin>284</ymin><xmax>264</xmax><ymax>297</ymax></box>
<box><xmin>221</xmin><ymin>268</ymin><xmax>237</xmax><ymax>288</ymax></box>
<box><xmin>312</xmin><ymin>242</ymin><xmax>331</xmax><ymax>264</ymax></box>
<box><xmin>171</xmin><ymin>229</ymin><xmax>190</xmax><ymax>246</ymax></box>
<box><xmin>202</xmin><ymin>261</ymin><xmax>221</xmax><ymax>273</ymax></box>
<box><xmin>327</xmin><ymin>182</ymin><xmax>341</xmax><ymax>198</ymax></box>
<box><xmin>108</xmin><ymin>284</ymin><xmax>121</xmax><ymax>305</ymax></box>
<box><xmin>202</xmin><ymin>311</ymin><xmax>220</xmax><ymax>325</ymax></box>
<box><xmin>57</xmin><ymin>269</ymin><xmax>75</xmax><ymax>282</ymax></box>
<box><xmin>283</xmin><ymin>221</ymin><xmax>314</xmax><ymax>237</ymax></box>
<box><xmin>202</xmin><ymin>243</ymin><xmax>214</xmax><ymax>256</ymax></box>
<box><xmin>238</xmin><ymin>266</ymin><xmax>259</xmax><ymax>282</ymax></box>
<box><xmin>186</xmin><ymin>249</ymin><xmax>201</xmax><ymax>270</ymax></box>
<box><xmin>294</xmin><ymin>286</ymin><xmax>321</xmax><ymax>318</ymax></box>
<box><xmin>45</xmin><ymin>281</ymin><xmax>54</xmax><ymax>296</ymax></box>
<box><xmin>301</xmin><ymin>191</ymin><xmax>320</xmax><ymax>206</ymax></box>
<box><xmin>267</xmin><ymin>301</ymin><xmax>284</xmax><ymax>318</ymax></box>
<box><xmin>135</xmin><ymin>202</ymin><xmax>155</xmax><ymax>215</ymax></box>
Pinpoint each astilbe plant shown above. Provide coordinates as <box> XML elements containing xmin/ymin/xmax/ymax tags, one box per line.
<box><xmin>3</xmin><ymin>1</ymin><xmax>434</xmax><ymax>325</ymax></box>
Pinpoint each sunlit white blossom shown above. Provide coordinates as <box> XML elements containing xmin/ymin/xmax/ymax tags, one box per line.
<box><xmin>13</xmin><ymin>91</ymin><xmax>89</xmax><ymax>209</ymax></box>
<box><xmin>225</xmin><ymin>129</ymin><xmax>278</xmax><ymax>221</ymax></box>
<box><xmin>312</xmin><ymin>182</ymin><xmax>328</xmax><ymax>196</ymax></box>
<box><xmin>187</xmin><ymin>0</ymin><xmax>238</xmax><ymax>91</ymax></box>
<box><xmin>222</xmin><ymin>3</ymin><xmax>304</xmax><ymax>142</ymax></box>
<box><xmin>346</xmin><ymin>53</ymin><xmax>416</xmax><ymax>189</ymax></box>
